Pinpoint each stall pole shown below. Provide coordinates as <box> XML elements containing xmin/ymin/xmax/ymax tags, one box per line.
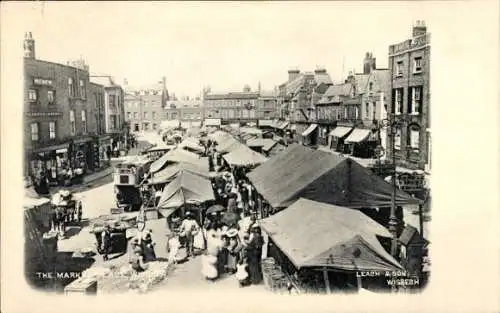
<box><xmin>322</xmin><ymin>268</ymin><xmax>331</xmax><ymax>294</ymax></box>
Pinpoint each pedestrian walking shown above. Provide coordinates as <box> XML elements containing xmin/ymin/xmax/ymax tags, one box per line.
<box><xmin>179</xmin><ymin>212</ymin><xmax>200</xmax><ymax>258</ymax></box>
<box><xmin>244</xmin><ymin>224</ymin><xmax>264</xmax><ymax>284</ymax></box>
<box><xmin>101</xmin><ymin>224</ymin><xmax>113</xmax><ymax>261</ymax></box>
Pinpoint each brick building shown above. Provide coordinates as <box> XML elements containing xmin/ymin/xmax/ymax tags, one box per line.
<box><xmin>24</xmin><ymin>32</ymin><xmax>110</xmax><ymax>180</ymax></box>
<box><xmin>203</xmin><ymin>86</ymin><xmax>260</xmax><ymax>124</ymax></box>
<box><xmin>386</xmin><ymin>21</ymin><xmax>431</xmax><ymax>171</ymax></box>
<box><xmin>164</xmin><ymin>98</ymin><xmax>204</xmax><ymax>128</ymax></box>
<box><xmin>124</xmin><ymin>78</ymin><xmax>169</xmax><ymax>132</ymax></box>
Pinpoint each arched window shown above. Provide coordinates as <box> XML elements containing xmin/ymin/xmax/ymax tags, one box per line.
<box><xmin>408</xmin><ymin>124</ymin><xmax>421</xmax><ymax>150</ymax></box>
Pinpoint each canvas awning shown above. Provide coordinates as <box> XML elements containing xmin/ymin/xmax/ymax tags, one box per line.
<box><xmin>329</xmin><ymin>126</ymin><xmax>353</xmax><ymax>138</ymax></box>
<box><xmin>148</xmin><ymin>162</ymin><xmax>210</xmax><ymax>185</ymax></box>
<box><xmin>239</xmin><ymin>127</ymin><xmax>262</xmax><ymax>136</ymax></box>
<box><xmin>157</xmin><ymin>171</ymin><xmax>215</xmax><ymax>209</ymax></box>
<box><xmin>301</xmin><ymin>124</ymin><xmax>318</xmax><ymax>137</ymax></box>
<box><xmin>246</xmin><ymin>138</ymin><xmax>278</xmax><ymax>151</ymax></box>
<box><xmin>344</xmin><ymin>128</ymin><xmax>371</xmax><ymax>144</ymax></box>
<box><xmin>260</xmin><ymin>198</ymin><xmax>403</xmax><ymax>271</ymax></box>
<box><xmin>149</xmin><ymin>148</ymin><xmax>206</xmax><ymax>173</ymax></box>
<box><xmin>248</xmin><ymin>144</ymin><xmax>420</xmax><ymax>209</ymax></box>
<box><xmin>24</xmin><ymin>194</ymin><xmax>50</xmax><ymax>208</ymax></box>
<box><xmin>178</xmin><ymin>138</ymin><xmax>205</xmax><ymax>154</ymax></box>
<box><xmin>146</xmin><ymin>142</ymin><xmax>177</xmax><ymax>153</ymax></box>
<box><xmin>222</xmin><ymin>145</ymin><xmax>268</xmax><ymax>167</ymax></box>
<box><xmin>217</xmin><ymin>137</ymin><xmax>243</xmax><ymax>154</ymax></box>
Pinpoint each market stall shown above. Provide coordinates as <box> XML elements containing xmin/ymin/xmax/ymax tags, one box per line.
<box><xmin>149</xmin><ymin>148</ymin><xmax>207</xmax><ymax>174</ymax></box>
<box><xmin>147</xmin><ymin>162</ymin><xmax>211</xmax><ymax>186</ymax></box>
<box><xmin>178</xmin><ymin>138</ymin><xmax>205</xmax><ymax>155</ymax></box>
<box><xmin>260</xmin><ymin>198</ymin><xmax>404</xmax><ymax>293</ymax></box>
<box><xmin>222</xmin><ymin>144</ymin><xmax>268</xmax><ymax>167</ymax></box>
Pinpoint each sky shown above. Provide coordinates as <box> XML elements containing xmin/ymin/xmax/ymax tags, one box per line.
<box><xmin>0</xmin><ymin>2</ymin><xmax>456</xmax><ymax>97</ymax></box>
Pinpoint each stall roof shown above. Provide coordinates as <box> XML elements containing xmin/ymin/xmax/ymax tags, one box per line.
<box><xmin>246</xmin><ymin>138</ymin><xmax>278</xmax><ymax>151</ymax></box>
<box><xmin>239</xmin><ymin>127</ymin><xmax>263</xmax><ymax>135</ymax></box>
<box><xmin>260</xmin><ymin>198</ymin><xmax>402</xmax><ymax>271</ymax></box>
<box><xmin>157</xmin><ymin>171</ymin><xmax>215</xmax><ymax>209</ymax></box>
<box><xmin>148</xmin><ymin>162</ymin><xmax>210</xmax><ymax>185</ymax></box>
<box><xmin>149</xmin><ymin>148</ymin><xmax>206</xmax><ymax>173</ymax></box>
<box><xmin>178</xmin><ymin>138</ymin><xmax>205</xmax><ymax>153</ymax></box>
<box><xmin>217</xmin><ymin>137</ymin><xmax>244</xmax><ymax>154</ymax></box>
<box><xmin>248</xmin><ymin>144</ymin><xmax>420</xmax><ymax>209</ymax></box>
<box><xmin>146</xmin><ymin>142</ymin><xmax>177</xmax><ymax>153</ymax></box>
<box><xmin>222</xmin><ymin>144</ymin><xmax>268</xmax><ymax>167</ymax></box>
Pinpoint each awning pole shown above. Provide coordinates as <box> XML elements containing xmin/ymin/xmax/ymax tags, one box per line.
<box><xmin>323</xmin><ymin>268</ymin><xmax>331</xmax><ymax>294</ymax></box>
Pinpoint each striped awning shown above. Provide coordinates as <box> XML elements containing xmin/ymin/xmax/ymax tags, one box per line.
<box><xmin>329</xmin><ymin>126</ymin><xmax>353</xmax><ymax>138</ymax></box>
<box><xmin>344</xmin><ymin>128</ymin><xmax>371</xmax><ymax>143</ymax></box>
<box><xmin>301</xmin><ymin>124</ymin><xmax>318</xmax><ymax>137</ymax></box>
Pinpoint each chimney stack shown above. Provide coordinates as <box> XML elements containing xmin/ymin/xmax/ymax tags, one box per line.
<box><xmin>412</xmin><ymin>20</ymin><xmax>427</xmax><ymax>37</ymax></box>
<box><xmin>23</xmin><ymin>31</ymin><xmax>36</xmax><ymax>59</ymax></box>
<box><xmin>363</xmin><ymin>52</ymin><xmax>376</xmax><ymax>74</ymax></box>
<box><xmin>288</xmin><ymin>68</ymin><xmax>300</xmax><ymax>82</ymax></box>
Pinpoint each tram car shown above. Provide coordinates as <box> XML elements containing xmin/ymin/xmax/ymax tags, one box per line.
<box><xmin>113</xmin><ymin>156</ymin><xmax>153</xmax><ymax>212</ymax></box>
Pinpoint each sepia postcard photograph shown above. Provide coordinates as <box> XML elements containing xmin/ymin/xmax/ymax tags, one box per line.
<box><xmin>1</xmin><ymin>1</ymin><xmax>499</xmax><ymax>313</ymax></box>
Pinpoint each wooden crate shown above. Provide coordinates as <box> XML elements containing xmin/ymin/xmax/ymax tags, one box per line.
<box><xmin>64</xmin><ymin>278</ymin><xmax>97</xmax><ymax>295</ymax></box>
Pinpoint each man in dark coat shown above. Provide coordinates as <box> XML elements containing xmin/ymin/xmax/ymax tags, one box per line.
<box><xmin>245</xmin><ymin>224</ymin><xmax>264</xmax><ymax>284</ymax></box>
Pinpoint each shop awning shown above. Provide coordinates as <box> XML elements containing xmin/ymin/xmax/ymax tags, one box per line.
<box><xmin>329</xmin><ymin>126</ymin><xmax>353</xmax><ymax>138</ymax></box>
<box><xmin>344</xmin><ymin>128</ymin><xmax>371</xmax><ymax>144</ymax></box>
<box><xmin>301</xmin><ymin>124</ymin><xmax>318</xmax><ymax>137</ymax></box>
<box><xmin>31</xmin><ymin>143</ymin><xmax>70</xmax><ymax>154</ymax></box>
<box><xmin>73</xmin><ymin>136</ymin><xmax>94</xmax><ymax>144</ymax></box>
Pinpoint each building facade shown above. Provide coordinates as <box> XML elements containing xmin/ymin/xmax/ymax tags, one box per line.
<box><xmin>164</xmin><ymin>99</ymin><xmax>204</xmax><ymax>128</ymax></box>
<box><xmin>24</xmin><ymin>32</ymin><xmax>110</xmax><ymax>179</ymax></box>
<box><xmin>386</xmin><ymin>21</ymin><xmax>431</xmax><ymax>171</ymax></box>
<box><xmin>124</xmin><ymin>78</ymin><xmax>169</xmax><ymax>132</ymax></box>
<box><xmin>203</xmin><ymin>87</ymin><xmax>260</xmax><ymax>124</ymax></box>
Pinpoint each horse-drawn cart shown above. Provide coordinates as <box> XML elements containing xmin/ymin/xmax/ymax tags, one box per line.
<box><xmin>50</xmin><ymin>190</ymin><xmax>83</xmax><ymax>237</ymax></box>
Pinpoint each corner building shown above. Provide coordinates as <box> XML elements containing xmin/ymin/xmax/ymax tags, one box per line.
<box><xmin>387</xmin><ymin>21</ymin><xmax>431</xmax><ymax>171</ymax></box>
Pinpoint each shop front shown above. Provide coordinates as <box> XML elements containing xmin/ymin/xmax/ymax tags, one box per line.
<box><xmin>300</xmin><ymin>124</ymin><xmax>318</xmax><ymax>147</ymax></box>
<box><xmin>27</xmin><ymin>143</ymin><xmax>71</xmax><ymax>188</ymax></box>
<box><xmin>98</xmin><ymin>135</ymin><xmax>112</xmax><ymax>166</ymax></box>
<box><xmin>328</xmin><ymin>126</ymin><xmax>353</xmax><ymax>153</ymax></box>
<box><xmin>343</xmin><ymin>128</ymin><xmax>378</xmax><ymax>158</ymax></box>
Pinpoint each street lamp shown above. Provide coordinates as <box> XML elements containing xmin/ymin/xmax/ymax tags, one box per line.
<box><xmin>380</xmin><ymin>115</ymin><xmax>405</xmax><ymax>258</ymax></box>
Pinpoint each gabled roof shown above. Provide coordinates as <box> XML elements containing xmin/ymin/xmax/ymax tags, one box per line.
<box><xmin>149</xmin><ymin>148</ymin><xmax>206</xmax><ymax>173</ymax></box>
<box><xmin>157</xmin><ymin>171</ymin><xmax>214</xmax><ymax>208</ymax></box>
<box><xmin>222</xmin><ymin>144</ymin><xmax>268</xmax><ymax>167</ymax></box>
<box><xmin>260</xmin><ymin>198</ymin><xmax>402</xmax><ymax>271</ymax></box>
<box><xmin>248</xmin><ymin>144</ymin><xmax>420</xmax><ymax>209</ymax></box>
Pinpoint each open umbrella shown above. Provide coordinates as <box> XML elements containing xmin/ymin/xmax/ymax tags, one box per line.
<box><xmin>206</xmin><ymin>204</ymin><xmax>226</xmax><ymax>215</ymax></box>
<box><xmin>221</xmin><ymin>211</ymin><xmax>240</xmax><ymax>227</ymax></box>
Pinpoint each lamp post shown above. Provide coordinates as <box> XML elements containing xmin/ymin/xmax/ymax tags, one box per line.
<box><xmin>380</xmin><ymin>115</ymin><xmax>404</xmax><ymax>257</ymax></box>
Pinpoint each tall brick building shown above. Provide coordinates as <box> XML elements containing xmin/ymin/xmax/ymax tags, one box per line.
<box><xmin>387</xmin><ymin>21</ymin><xmax>431</xmax><ymax>171</ymax></box>
<box><xmin>24</xmin><ymin>32</ymin><xmax>111</xmax><ymax>179</ymax></box>
<box><xmin>124</xmin><ymin>78</ymin><xmax>169</xmax><ymax>132</ymax></box>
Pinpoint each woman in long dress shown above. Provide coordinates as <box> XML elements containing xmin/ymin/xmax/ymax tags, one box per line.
<box><xmin>245</xmin><ymin>225</ymin><xmax>264</xmax><ymax>284</ymax></box>
<box><xmin>225</xmin><ymin>229</ymin><xmax>242</xmax><ymax>274</ymax></box>
<box><xmin>202</xmin><ymin>232</ymin><xmax>221</xmax><ymax>281</ymax></box>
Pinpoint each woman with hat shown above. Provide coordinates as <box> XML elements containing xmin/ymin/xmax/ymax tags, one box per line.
<box><xmin>245</xmin><ymin>224</ymin><xmax>264</xmax><ymax>285</ymax></box>
<box><xmin>130</xmin><ymin>244</ymin><xmax>148</xmax><ymax>273</ymax></box>
<box><xmin>225</xmin><ymin>228</ymin><xmax>242</xmax><ymax>274</ymax></box>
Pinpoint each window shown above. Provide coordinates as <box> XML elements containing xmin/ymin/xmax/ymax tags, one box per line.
<box><xmin>127</xmin><ymin>112</ymin><xmax>131</xmax><ymax>120</ymax></box>
<box><xmin>411</xmin><ymin>86</ymin><xmax>422</xmax><ymax>115</ymax></box>
<box><xmin>172</xmin><ymin>113</ymin><xmax>178</xmax><ymax>120</ymax></box>
<box><xmin>396</xmin><ymin>61</ymin><xmax>403</xmax><ymax>77</ymax></box>
<box><xmin>144</xmin><ymin>112</ymin><xmax>148</xmax><ymax>119</ymax></box>
<box><xmin>394</xmin><ymin>129</ymin><xmax>401</xmax><ymax>150</ymax></box>
<box><xmin>355</xmin><ymin>107</ymin><xmax>359</xmax><ymax>120</ymax></box>
<box><xmin>153</xmin><ymin>123</ymin><xmax>157</xmax><ymax>130</ymax></box>
<box><xmin>70</xmin><ymin>110</ymin><xmax>76</xmax><ymax>135</ymax></box>
<box><xmin>144</xmin><ymin>101</ymin><xmax>148</xmax><ymax>107</ymax></box>
<box><xmin>49</xmin><ymin>121</ymin><xmax>56</xmax><ymax>139</ymax></box>
<box><xmin>395</xmin><ymin>89</ymin><xmax>403</xmax><ymax>115</ymax></box>
<box><xmin>365</xmin><ymin>103</ymin><xmax>369</xmax><ymax>119</ymax></box>
<box><xmin>68</xmin><ymin>78</ymin><xmax>74</xmax><ymax>97</ymax></box>
<box><xmin>110</xmin><ymin>115</ymin><xmax>117</xmax><ymax>130</ymax></box>
<box><xmin>79</xmin><ymin>80</ymin><xmax>85</xmax><ymax>98</ymax></box>
<box><xmin>28</xmin><ymin>89</ymin><xmax>37</xmax><ymax>102</ymax></box>
<box><xmin>409</xmin><ymin>125</ymin><xmax>420</xmax><ymax>150</ymax></box>
<box><xmin>30</xmin><ymin>123</ymin><xmax>39</xmax><ymax>141</ymax></box>
<box><xmin>109</xmin><ymin>95</ymin><xmax>115</xmax><ymax>107</ymax></box>
<box><xmin>372</xmin><ymin>102</ymin><xmax>377</xmax><ymax>120</ymax></box>
<box><xmin>369</xmin><ymin>82</ymin><xmax>373</xmax><ymax>91</ymax></box>
<box><xmin>344</xmin><ymin>107</ymin><xmax>348</xmax><ymax>119</ymax></box>
<box><xmin>413</xmin><ymin>57</ymin><xmax>422</xmax><ymax>73</ymax></box>
<box><xmin>133</xmin><ymin>112</ymin><xmax>138</xmax><ymax>119</ymax></box>
<box><xmin>81</xmin><ymin>110</ymin><xmax>87</xmax><ymax>133</ymax></box>
<box><xmin>152</xmin><ymin>112</ymin><xmax>157</xmax><ymax>120</ymax></box>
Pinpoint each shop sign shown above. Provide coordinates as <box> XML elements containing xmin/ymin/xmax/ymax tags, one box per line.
<box><xmin>26</xmin><ymin>112</ymin><xmax>62</xmax><ymax>117</ymax></box>
<box><xmin>33</xmin><ymin>78</ymin><xmax>53</xmax><ymax>86</ymax></box>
